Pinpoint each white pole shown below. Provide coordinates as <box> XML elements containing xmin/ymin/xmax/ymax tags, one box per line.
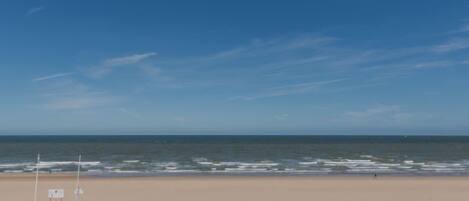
<box><xmin>75</xmin><ymin>154</ymin><xmax>81</xmax><ymax>201</ymax></box>
<box><xmin>33</xmin><ymin>153</ymin><xmax>40</xmax><ymax>201</ymax></box>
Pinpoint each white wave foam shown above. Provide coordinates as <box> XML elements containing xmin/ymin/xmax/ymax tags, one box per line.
<box><xmin>123</xmin><ymin>160</ymin><xmax>140</xmax><ymax>163</ymax></box>
<box><xmin>360</xmin><ymin>155</ymin><xmax>375</xmax><ymax>159</ymax></box>
<box><xmin>197</xmin><ymin>161</ymin><xmax>214</xmax><ymax>165</ymax></box>
<box><xmin>0</xmin><ymin>162</ymin><xmax>32</xmax><ymax>168</ymax></box>
<box><xmin>38</xmin><ymin>161</ymin><xmax>101</xmax><ymax>168</ymax></box>
<box><xmin>2</xmin><ymin>170</ymin><xmax>24</xmax><ymax>173</ymax></box>
<box><xmin>111</xmin><ymin>169</ymin><xmax>142</xmax><ymax>173</ymax></box>
<box><xmin>299</xmin><ymin>161</ymin><xmax>318</xmax><ymax>165</ymax></box>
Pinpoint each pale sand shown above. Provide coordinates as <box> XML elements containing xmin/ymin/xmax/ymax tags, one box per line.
<box><xmin>1</xmin><ymin>175</ymin><xmax>468</xmax><ymax>201</ymax></box>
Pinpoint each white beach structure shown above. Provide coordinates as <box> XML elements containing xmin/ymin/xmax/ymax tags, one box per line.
<box><xmin>75</xmin><ymin>154</ymin><xmax>83</xmax><ymax>201</ymax></box>
<box><xmin>32</xmin><ymin>153</ymin><xmax>84</xmax><ymax>201</ymax></box>
<box><xmin>33</xmin><ymin>153</ymin><xmax>40</xmax><ymax>201</ymax></box>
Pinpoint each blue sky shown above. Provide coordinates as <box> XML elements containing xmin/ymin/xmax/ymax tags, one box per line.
<box><xmin>1</xmin><ymin>0</ymin><xmax>469</xmax><ymax>133</ymax></box>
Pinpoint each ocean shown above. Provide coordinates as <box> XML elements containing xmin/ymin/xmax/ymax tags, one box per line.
<box><xmin>1</xmin><ymin>135</ymin><xmax>469</xmax><ymax>176</ymax></box>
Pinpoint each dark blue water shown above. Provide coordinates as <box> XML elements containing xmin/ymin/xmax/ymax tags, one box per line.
<box><xmin>1</xmin><ymin>135</ymin><xmax>469</xmax><ymax>176</ymax></box>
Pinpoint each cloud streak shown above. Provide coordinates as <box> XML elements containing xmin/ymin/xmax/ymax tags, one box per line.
<box><xmin>150</xmin><ymin>32</ymin><xmax>460</xmax><ymax>99</ymax></box>
<box><xmin>88</xmin><ymin>52</ymin><xmax>157</xmax><ymax>78</ymax></box>
<box><xmin>37</xmin><ymin>78</ymin><xmax>117</xmax><ymax>110</ymax></box>
<box><xmin>33</xmin><ymin>21</ymin><xmax>469</xmax><ymax>112</ymax></box>
<box><xmin>432</xmin><ymin>37</ymin><xmax>469</xmax><ymax>53</ymax></box>
<box><xmin>33</xmin><ymin>52</ymin><xmax>157</xmax><ymax>110</ymax></box>
<box><xmin>26</xmin><ymin>6</ymin><xmax>45</xmax><ymax>16</ymax></box>
<box><xmin>232</xmin><ymin>79</ymin><xmax>345</xmax><ymax>100</ymax></box>
<box><xmin>103</xmin><ymin>52</ymin><xmax>157</xmax><ymax>66</ymax></box>
<box><xmin>448</xmin><ymin>23</ymin><xmax>469</xmax><ymax>34</ymax></box>
<box><xmin>341</xmin><ymin>104</ymin><xmax>422</xmax><ymax>126</ymax></box>
<box><xmin>32</xmin><ymin>72</ymin><xmax>75</xmax><ymax>82</ymax></box>
<box><xmin>69</xmin><ymin>24</ymin><xmax>469</xmax><ymax>104</ymax></box>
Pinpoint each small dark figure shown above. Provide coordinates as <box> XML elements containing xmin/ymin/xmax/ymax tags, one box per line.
<box><xmin>374</xmin><ymin>173</ymin><xmax>377</xmax><ymax>179</ymax></box>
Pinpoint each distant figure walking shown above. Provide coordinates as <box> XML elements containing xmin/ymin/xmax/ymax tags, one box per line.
<box><xmin>374</xmin><ymin>173</ymin><xmax>378</xmax><ymax>179</ymax></box>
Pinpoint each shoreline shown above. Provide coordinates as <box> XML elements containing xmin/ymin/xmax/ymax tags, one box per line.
<box><xmin>3</xmin><ymin>172</ymin><xmax>469</xmax><ymax>179</ymax></box>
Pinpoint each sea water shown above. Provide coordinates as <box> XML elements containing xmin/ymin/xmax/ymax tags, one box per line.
<box><xmin>1</xmin><ymin>135</ymin><xmax>469</xmax><ymax>176</ymax></box>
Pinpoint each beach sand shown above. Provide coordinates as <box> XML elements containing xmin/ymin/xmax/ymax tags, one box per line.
<box><xmin>1</xmin><ymin>175</ymin><xmax>468</xmax><ymax>201</ymax></box>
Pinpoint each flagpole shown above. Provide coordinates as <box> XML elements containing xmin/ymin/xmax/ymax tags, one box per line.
<box><xmin>33</xmin><ymin>153</ymin><xmax>40</xmax><ymax>201</ymax></box>
<box><xmin>75</xmin><ymin>154</ymin><xmax>81</xmax><ymax>201</ymax></box>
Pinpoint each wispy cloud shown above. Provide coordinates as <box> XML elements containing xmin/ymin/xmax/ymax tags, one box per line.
<box><xmin>413</xmin><ymin>61</ymin><xmax>453</xmax><ymax>69</ymax></box>
<box><xmin>448</xmin><ymin>23</ymin><xmax>469</xmax><ymax>34</ymax></box>
<box><xmin>44</xmin><ymin>96</ymin><xmax>114</xmax><ymax>110</ymax></box>
<box><xmin>153</xmin><ymin>29</ymin><xmax>469</xmax><ymax>93</ymax></box>
<box><xmin>32</xmin><ymin>21</ymin><xmax>469</xmax><ymax>112</ymax></box>
<box><xmin>231</xmin><ymin>79</ymin><xmax>345</xmax><ymax>100</ymax></box>
<box><xmin>341</xmin><ymin>104</ymin><xmax>420</xmax><ymax>125</ymax></box>
<box><xmin>26</xmin><ymin>6</ymin><xmax>45</xmax><ymax>16</ymax></box>
<box><xmin>163</xmin><ymin>35</ymin><xmax>336</xmax><ymax>67</ymax></box>
<box><xmin>459</xmin><ymin>24</ymin><xmax>469</xmax><ymax>33</ymax></box>
<box><xmin>144</xmin><ymin>33</ymin><xmax>455</xmax><ymax>100</ymax></box>
<box><xmin>38</xmin><ymin>79</ymin><xmax>117</xmax><ymax>110</ymax></box>
<box><xmin>32</xmin><ymin>72</ymin><xmax>74</xmax><ymax>82</ymax></box>
<box><xmin>103</xmin><ymin>52</ymin><xmax>157</xmax><ymax>66</ymax></box>
<box><xmin>33</xmin><ymin>52</ymin><xmax>157</xmax><ymax>110</ymax></box>
<box><xmin>74</xmin><ymin>26</ymin><xmax>468</xmax><ymax>103</ymax></box>
<box><xmin>432</xmin><ymin>37</ymin><xmax>469</xmax><ymax>52</ymax></box>
<box><xmin>88</xmin><ymin>52</ymin><xmax>157</xmax><ymax>78</ymax></box>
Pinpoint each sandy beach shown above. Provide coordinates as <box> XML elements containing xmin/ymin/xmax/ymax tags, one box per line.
<box><xmin>1</xmin><ymin>175</ymin><xmax>468</xmax><ymax>201</ymax></box>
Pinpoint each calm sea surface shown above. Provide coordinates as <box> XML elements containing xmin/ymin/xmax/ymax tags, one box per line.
<box><xmin>1</xmin><ymin>135</ymin><xmax>469</xmax><ymax>176</ymax></box>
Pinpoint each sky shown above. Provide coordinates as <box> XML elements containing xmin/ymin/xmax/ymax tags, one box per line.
<box><xmin>1</xmin><ymin>0</ymin><xmax>469</xmax><ymax>134</ymax></box>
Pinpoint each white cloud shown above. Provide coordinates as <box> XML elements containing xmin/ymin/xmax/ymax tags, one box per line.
<box><xmin>88</xmin><ymin>52</ymin><xmax>157</xmax><ymax>78</ymax></box>
<box><xmin>448</xmin><ymin>23</ymin><xmax>469</xmax><ymax>34</ymax></box>
<box><xmin>103</xmin><ymin>52</ymin><xmax>157</xmax><ymax>66</ymax></box>
<box><xmin>341</xmin><ymin>105</ymin><xmax>420</xmax><ymax>125</ymax></box>
<box><xmin>34</xmin><ymin>53</ymin><xmax>157</xmax><ymax>110</ymax></box>
<box><xmin>413</xmin><ymin>61</ymin><xmax>453</xmax><ymax>69</ymax></box>
<box><xmin>170</xmin><ymin>35</ymin><xmax>336</xmax><ymax>66</ymax></box>
<box><xmin>32</xmin><ymin>72</ymin><xmax>74</xmax><ymax>82</ymax></box>
<box><xmin>433</xmin><ymin>37</ymin><xmax>469</xmax><ymax>52</ymax></box>
<box><xmin>38</xmin><ymin>79</ymin><xmax>117</xmax><ymax>110</ymax></box>
<box><xmin>149</xmin><ymin>33</ymin><xmax>441</xmax><ymax>95</ymax></box>
<box><xmin>232</xmin><ymin>79</ymin><xmax>345</xmax><ymax>100</ymax></box>
<box><xmin>459</xmin><ymin>24</ymin><xmax>469</xmax><ymax>33</ymax></box>
<box><xmin>26</xmin><ymin>6</ymin><xmax>45</xmax><ymax>16</ymax></box>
